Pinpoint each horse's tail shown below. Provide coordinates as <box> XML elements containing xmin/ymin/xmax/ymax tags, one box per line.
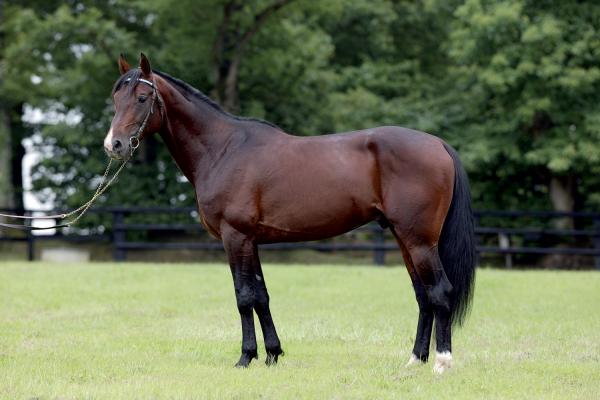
<box><xmin>438</xmin><ymin>142</ymin><xmax>476</xmax><ymax>327</ymax></box>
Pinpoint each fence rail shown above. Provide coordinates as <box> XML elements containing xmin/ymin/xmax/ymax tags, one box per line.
<box><xmin>1</xmin><ymin>207</ymin><xmax>599</xmax><ymax>268</ymax></box>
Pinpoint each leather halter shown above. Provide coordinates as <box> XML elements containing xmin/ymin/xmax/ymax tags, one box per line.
<box><xmin>124</xmin><ymin>76</ymin><xmax>164</xmax><ymax>155</ymax></box>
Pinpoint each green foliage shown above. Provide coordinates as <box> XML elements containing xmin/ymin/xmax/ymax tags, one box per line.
<box><xmin>2</xmin><ymin>2</ymin><xmax>193</xmax><ymax>231</ymax></box>
<box><xmin>2</xmin><ymin>0</ymin><xmax>599</xmax><ymax>218</ymax></box>
<box><xmin>445</xmin><ymin>0</ymin><xmax>600</xmax><ymax>209</ymax></box>
<box><xmin>241</xmin><ymin>16</ymin><xmax>337</xmax><ymax>134</ymax></box>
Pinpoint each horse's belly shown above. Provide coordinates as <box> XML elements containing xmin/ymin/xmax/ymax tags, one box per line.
<box><xmin>248</xmin><ymin>133</ymin><xmax>380</xmax><ymax>243</ymax></box>
<box><xmin>256</xmin><ymin>183</ymin><xmax>377</xmax><ymax>243</ymax></box>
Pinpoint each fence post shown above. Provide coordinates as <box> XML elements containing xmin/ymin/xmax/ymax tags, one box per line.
<box><xmin>26</xmin><ymin>228</ymin><xmax>35</xmax><ymax>261</ymax></box>
<box><xmin>113</xmin><ymin>210</ymin><xmax>126</xmax><ymax>261</ymax></box>
<box><xmin>498</xmin><ymin>233</ymin><xmax>512</xmax><ymax>269</ymax></box>
<box><xmin>373</xmin><ymin>226</ymin><xmax>385</xmax><ymax>266</ymax></box>
<box><xmin>594</xmin><ymin>217</ymin><xmax>600</xmax><ymax>270</ymax></box>
<box><xmin>25</xmin><ymin>210</ymin><xmax>35</xmax><ymax>261</ymax></box>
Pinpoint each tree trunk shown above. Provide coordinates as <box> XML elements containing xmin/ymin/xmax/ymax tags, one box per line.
<box><xmin>0</xmin><ymin>109</ymin><xmax>13</xmax><ymax>209</ymax></box>
<box><xmin>211</xmin><ymin>0</ymin><xmax>294</xmax><ymax>113</ymax></box>
<box><xmin>541</xmin><ymin>174</ymin><xmax>577</xmax><ymax>268</ymax></box>
<box><xmin>223</xmin><ymin>56</ymin><xmax>241</xmax><ymax>112</ymax></box>
<box><xmin>9</xmin><ymin>104</ymin><xmax>26</xmax><ymax>212</ymax></box>
<box><xmin>0</xmin><ymin>0</ymin><xmax>11</xmax><ymax>211</ymax></box>
<box><xmin>549</xmin><ymin>174</ymin><xmax>575</xmax><ymax>229</ymax></box>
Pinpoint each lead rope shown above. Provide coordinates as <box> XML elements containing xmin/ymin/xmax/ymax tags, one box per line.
<box><xmin>0</xmin><ymin>159</ymin><xmax>114</xmax><ymax>221</ymax></box>
<box><xmin>0</xmin><ymin>75</ymin><xmax>162</xmax><ymax>231</ymax></box>
<box><xmin>0</xmin><ymin>157</ymin><xmax>130</xmax><ymax>231</ymax></box>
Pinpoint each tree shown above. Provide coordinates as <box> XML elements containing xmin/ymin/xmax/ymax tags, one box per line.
<box><xmin>0</xmin><ymin>2</ymin><xmax>33</xmax><ymax>211</ymax></box>
<box><xmin>4</xmin><ymin>0</ymin><xmax>322</xmax><ymax>228</ymax></box>
<box><xmin>5</xmin><ymin>0</ymin><xmax>599</xmax><ymax>242</ymax></box>
<box><xmin>0</xmin><ymin>0</ymin><xmax>11</xmax><ymax>210</ymax></box>
<box><xmin>210</xmin><ymin>0</ymin><xmax>296</xmax><ymax>112</ymax></box>
<box><xmin>2</xmin><ymin>3</ymin><xmax>140</xmax><ymax>217</ymax></box>
<box><xmin>444</xmin><ymin>0</ymin><xmax>600</xmax><ymax>218</ymax></box>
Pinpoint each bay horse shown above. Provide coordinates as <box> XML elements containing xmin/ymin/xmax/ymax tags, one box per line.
<box><xmin>104</xmin><ymin>53</ymin><xmax>476</xmax><ymax>374</ymax></box>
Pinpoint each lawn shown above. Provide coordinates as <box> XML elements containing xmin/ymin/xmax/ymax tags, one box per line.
<box><xmin>0</xmin><ymin>262</ymin><xmax>599</xmax><ymax>399</ymax></box>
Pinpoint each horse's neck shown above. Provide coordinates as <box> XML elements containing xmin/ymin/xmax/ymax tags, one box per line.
<box><xmin>157</xmin><ymin>85</ymin><xmax>237</xmax><ymax>185</ymax></box>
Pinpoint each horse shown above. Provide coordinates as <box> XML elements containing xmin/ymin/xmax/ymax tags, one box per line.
<box><xmin>104</xmin><ymin>53</ymin><xmax>476</xmax><ymax>374</ymax></box>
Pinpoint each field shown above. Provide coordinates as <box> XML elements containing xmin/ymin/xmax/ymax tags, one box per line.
<box><xmin>1</xmin><ymin>262</ymin><xmax>599</xmax><ymax>399</ymax></box>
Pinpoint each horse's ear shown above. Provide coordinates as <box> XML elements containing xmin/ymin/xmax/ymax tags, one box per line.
<box><xmin>140</xmin><ymin>52</ymin><xmax>152</xmax><ymax>77</ymax></box>
<box><xmin>118</xmin><ymin>53</ymin><xmax>130</xmax><ymax>75</ymax></box>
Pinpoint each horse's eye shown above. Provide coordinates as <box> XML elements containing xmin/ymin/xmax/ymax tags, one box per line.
<box><xmin>138</xmin><ymin>95</ymin><xmax>147</xmax><ymax>103</ymax></box>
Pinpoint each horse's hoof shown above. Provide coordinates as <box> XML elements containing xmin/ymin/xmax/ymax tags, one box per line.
<box><xmin>235</xmin><ymin>352</ymin><xmax>257</xmax><ymax>368</ymax></box>
<box><xmin>265</xmin><ymin>347</ymin><xmax>284</xmax><ymax>366</ymax></box>
<box><xmin>433</xmin><ymin>351</ymin><xmax>452</xmax><ymax>374</ymax></box>
<box><xmin>265</xmin><ymin>353</ymin><xmax>278</xmax><ymax>366</ymax></box>
<box><xmin>405</xmin><ymin>353</ymin><xmax>426</xmax><ymax>368</ymax></box>
<box><xmin>265</xmin><ymin>353</ymin><xmax>277</xmax><ymax>365</ymax></box>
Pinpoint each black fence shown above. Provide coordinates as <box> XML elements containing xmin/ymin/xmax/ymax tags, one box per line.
<box><xmin>1</xmin><ymin>207</ymin><xmax>600</xmax><ymax>269</ymax></box>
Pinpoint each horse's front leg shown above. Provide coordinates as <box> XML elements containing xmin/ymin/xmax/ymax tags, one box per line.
<box><xmin>252</xmin><ymin>248</ymin><xmax>284</xmax><ymax>365</ymax></box>
<box><xmin>223</xmin><ymin>227</ymin><xmax>258</xmax><ymax>368</ymax></box>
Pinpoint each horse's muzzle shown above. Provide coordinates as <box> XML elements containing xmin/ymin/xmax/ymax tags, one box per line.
<box><xmin>104</xmin><ymin>146</ymin><xmax>129</xmax><ymax>160</ymax></box>
<box><xmin>104</xmin><ymin>128</ymin><xmax>130</xmax><ymax>160</ymax></box>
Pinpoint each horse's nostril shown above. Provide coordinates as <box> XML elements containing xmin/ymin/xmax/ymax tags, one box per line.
<box><xmin>113</xmin><ymin>139</ymin><xmax>122</xmax><ymax>150</ymax></box>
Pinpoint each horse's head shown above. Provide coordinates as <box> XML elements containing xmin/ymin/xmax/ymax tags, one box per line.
<box><xmin>104</xmin><ymin>53</ymin><xmax>163</xmax><ymax>160</ymax></box>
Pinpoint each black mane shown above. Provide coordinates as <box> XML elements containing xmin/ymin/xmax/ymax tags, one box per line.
<box><xmin>112</xmin><ymin>68</ymin><xmax>281</xmax><ymax>130</ymax></box>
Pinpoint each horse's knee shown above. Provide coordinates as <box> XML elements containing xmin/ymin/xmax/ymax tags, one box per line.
<box><xmin>236</xmin><ymin>283</ymin><xmax>255</xmax><ymax>313</ymax></box>
<box><xmin>255</xmin><ymin>286</ymin><xmax>269</xmax><ymax>310</ymax></box>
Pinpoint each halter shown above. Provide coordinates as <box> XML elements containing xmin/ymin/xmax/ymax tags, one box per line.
<box><xmin>124</xmin><ymin>76</ymin><xmax>164</xmax><ymax>155</ymax></box>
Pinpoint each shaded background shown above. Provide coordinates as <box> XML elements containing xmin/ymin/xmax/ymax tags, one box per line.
<box><xmin>1</xmin><ymin>0</ymin><xmax>599</xmax><ymax>266</ymax></box>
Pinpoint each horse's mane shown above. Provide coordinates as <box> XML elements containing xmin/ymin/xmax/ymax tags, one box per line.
<box><xmin>112</xmin><ymin>68</ymin><xmax>281</xmax><ymax>130</ymax></box>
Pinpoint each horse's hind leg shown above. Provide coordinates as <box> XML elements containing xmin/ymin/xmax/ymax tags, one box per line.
<box><xmin>407</xmin><ymin>244</ymin><xmax>453</xmax><ymax>374</ymax></box>
<box><xmin>392</xmin><ymin>226</ymin><xmax>453</xmax><ymax>373</ymax></box>
<box><xmin>252</xmin><ymin>247</ymin><xmax>284</xmax><ymax>365</ymax></box>
<box><xmin>393</xmin><ymin>235</ymin><xmax>434</xmax><ymax>366</ymax></box>
<box><xmin>409</xmin><ymin>281</ymin><xmax>434</xmax><ymax>365</ymax></box>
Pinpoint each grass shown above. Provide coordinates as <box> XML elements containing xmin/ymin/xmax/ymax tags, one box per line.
<box><xmin>0</xmin><ymin>262</ymin><xmax>599</xmax><ymax>399</ymax></box>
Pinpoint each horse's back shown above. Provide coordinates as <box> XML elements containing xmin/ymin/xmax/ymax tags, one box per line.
<box><xmin>294</xmin><ymin>125</ymin><xmax>455</xmax><ymax>239</ymax></box>
<box><xmin>256</xmin><ymin>126</ymin><xmax>451</xmax><ymax>239</ymax></box>
<box><xmin>287</xmin><ymin>125</ymin><xmax>448</xmax><ymax>158</ymax></box>
<box><xmin>286</xmin><ymin>125</ymin><xmax>453</xmax><ymax>189</ymax></box>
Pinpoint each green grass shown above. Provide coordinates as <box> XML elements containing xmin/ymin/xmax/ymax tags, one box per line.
<box><xmin>0</xmin><ymin>262</ymin><xmax>599</xmax><ymax>399</ymax></box>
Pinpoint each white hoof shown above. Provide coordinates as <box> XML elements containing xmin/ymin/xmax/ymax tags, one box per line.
<box><xmin>433</xmin><ymin>351</ymin><xmax>452</xmax><ymax>374</ymax></box>
<box><xmin>405</xmin><ymin>353</ymin><xmax>425</xmax><ymax>368</ymax></box>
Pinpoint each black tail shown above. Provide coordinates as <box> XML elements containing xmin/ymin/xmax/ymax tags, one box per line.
<box><xmin>439</xmin><ymin>142</ymin><xmax>476</xmax><ymax>327</ymax></box>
